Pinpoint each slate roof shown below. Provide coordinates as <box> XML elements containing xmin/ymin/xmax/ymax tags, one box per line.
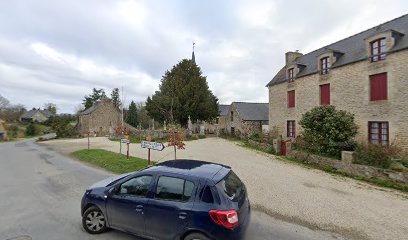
<box><xmin>21</xmin><ymin>109</ymin><xmax>54</xmax><ymax>119</ymax></box>
<box><xmin>219</xmin><ymin>104</ymin><xmax>230</xmax><ymax>116</ymax></box>
<box><xmin>79</xmin><ymin>99</ymin><xmax>119</xmax><ymax>115</ymax></box>
<box><xmin>233</xmin><ymin>102</ymin><xmax>269</xmax><ymax>121</ymax></box>
<box><xmin>267</xmin><ymin>14</ymin><xmax>408</xmax><ymax>87</ymax></box>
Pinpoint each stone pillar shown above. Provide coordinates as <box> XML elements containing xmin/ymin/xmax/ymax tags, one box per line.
<box><xmin>187</xmin><ymin>116</ymin><xmax>193</xmax><ymax>136</ymax></box>
<box><xmin>273</xmin><ymin>138</ymin><xmax>281</xmax><ymax>155</ymax></box>
<box><xmin>163</xmin><ymin>120</ymin><xmax>167</xmax><ymax>131</ymax></box>
<box><xmin>341</xmin><ymin>151</ymin><xmax>356</xmax><ymax>165</ymax></box>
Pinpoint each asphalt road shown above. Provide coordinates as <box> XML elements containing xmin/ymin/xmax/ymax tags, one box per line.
<box><xmin>0</xmin><ymin>139</ymin><xmax>343</xmax><ymax>240</ymax></box>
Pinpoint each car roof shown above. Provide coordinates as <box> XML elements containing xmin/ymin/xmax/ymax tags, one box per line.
<box><xmin>142</xmin><ymin>159</ymin><xmax>231</xmax><ymax>181</ymax></box>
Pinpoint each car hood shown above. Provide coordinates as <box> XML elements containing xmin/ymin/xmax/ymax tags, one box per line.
<box><xmin>87</xmin><ymin>173</ymin><xmax>130</xmax><ymax>190</ymax></box>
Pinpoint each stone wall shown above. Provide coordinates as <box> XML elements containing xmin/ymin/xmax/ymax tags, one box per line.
<box><xmin>268</xmin><ymin>49</ymin><xmax>408</xmax><ymax>149</ymax></box>
<box><xmin>289</xmin><ymin>150</ymin><xmax>408</xmax><ymax>185</ymax></box>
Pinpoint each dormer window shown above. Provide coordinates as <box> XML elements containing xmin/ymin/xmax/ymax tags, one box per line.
<box><xmin>287</xmin><ymin>68</ymin><xmax>294</xmax><ymax>82</ymax></box>
<box><xmin>370</xmin><ymin>38</ymin><xmax>386</xmax><ymax>62</ymax></box>
<box><xmin>320</xmin><ymin>57</ymin><xmax>330</xmax><ymax>75</ymax></box>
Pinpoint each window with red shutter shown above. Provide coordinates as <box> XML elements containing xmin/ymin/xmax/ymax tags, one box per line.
<box><xmin>320</xmin><ymin>84</ymin><xmax>330</xmax><ymax>105</ymax></box>
<box><xmin>370</xmin><ymin>73</ymin><xmax>387</xmax><ymax>101</ymax></box>
<box><xmin>320</xmin><ymin>57</ymin><xmax>330</xmax><ymax>75</ymax></box>
<box><xmin>287</xmin><ymin>120</ymin><xmax>295</xmax><ymax>138</ymax></box>
<box><xmin>287</xmin><ymin>90</ymin><xmax>295</xmax><ymax>108</ymax></box>
<box><xmin>370</xmin><ymin>38</ymin><xmax>386</xmax><ymax>62</ymax></box>
<box><xmin>287</xmin><ymin>68</ymin><xmax>295</xmax><ymax>82</ymax></box>
<box><xmin>368</xmin><ymin>121</ymin><xmax>389</xmax><ymax>145</ymax></box>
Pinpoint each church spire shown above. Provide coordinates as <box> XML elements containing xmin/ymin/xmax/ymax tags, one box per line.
<box><xmin>192</xmin><ymin>42</ymin><xmax>196</xmax><ymax>64</ymax></box>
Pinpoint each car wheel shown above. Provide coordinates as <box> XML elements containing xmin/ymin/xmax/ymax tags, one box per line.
<box><xmin>184</xmin><ymin>232</ymin><xmax>210</xmax><ymax>240</ymax></box>
<box><xmin>82</xmin><ymin>206</ymin><xmax>107</xmax><ymax>234</ymax></box>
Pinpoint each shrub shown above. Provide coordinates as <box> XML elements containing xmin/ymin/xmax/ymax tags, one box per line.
<box><xmin>354</xmin><ymin>143</ymin><xmax>401</xmax><ymax>169</ymax></box>
<box><xmin>250</xmin><ymin>132</ymin><xmax>261</xmax><ymax>141</ymax></box>
<box><xmin>198</xmin><ymin>134</ymin><xmax>206</xmax><ymax>139</ymax></box>
<box><xmin>25</xmin><ymin>122</ymin><xmax>38</xmax><ymax>136</ymax></box>
<box><xmin>299</xmin><ymin>105</ymin><xmax>358</xmax><ymax>159</ymax></box>
<box><xmin>51</xmin><ymin>116</ymin><xmax>77</xmax><ymax>138</ymax></box>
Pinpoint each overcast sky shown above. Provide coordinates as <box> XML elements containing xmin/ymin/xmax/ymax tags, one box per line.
<box><xmin>0</xmin><ymin>0</ymin><xmax>407</xmax><ymax>113</ymax></box>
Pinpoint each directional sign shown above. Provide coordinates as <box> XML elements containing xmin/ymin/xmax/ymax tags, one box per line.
<box><xmin>121</xmin><ymin>139</ymin><xmax>130</xmax><ymax>144</ymax></box>
<box><xmin>141</xmin><ymin>141</ymin><xmax>165</xmax><ymax>151</ymax></box>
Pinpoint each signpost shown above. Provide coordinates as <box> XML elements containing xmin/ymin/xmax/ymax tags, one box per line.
<box><xmin>120</xmin><ymin>136</ymin><xmax>130</xmax><ymax>159</ymax></box>
<box><xmin>141</xmin><ymin>140</ymin><xmax>165</xmax><ymax>165</ymax></box>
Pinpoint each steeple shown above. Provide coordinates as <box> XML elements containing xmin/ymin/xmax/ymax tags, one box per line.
<box><xmin>192</xmin><ymin>42</ymin><xmax>196</xmax><ymax>64</ymax></box>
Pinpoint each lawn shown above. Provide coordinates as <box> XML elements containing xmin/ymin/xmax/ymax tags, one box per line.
<box><xmin>71</xmin><ymin>149</ymin><xmax>151</xmax><ymax>173</ymax></box>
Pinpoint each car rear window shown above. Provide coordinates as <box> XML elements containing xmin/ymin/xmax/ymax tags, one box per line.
<box><xmin>216</xmin><ymin>171</ymin><xmax>245</xmax><ymax>202</ymax></box>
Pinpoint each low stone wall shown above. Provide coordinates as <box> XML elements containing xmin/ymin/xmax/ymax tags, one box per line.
<box><xmin>289</xmin><ymin>150</ymin><xmax>408</xmax><ymax>185</ymax></box>
<box><xmin>247</xmin><ymin>139</ymin><xmax>273</xmax><ymax>152</ymax></box>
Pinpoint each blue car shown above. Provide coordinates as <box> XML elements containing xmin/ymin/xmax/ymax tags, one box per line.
<box><xmin>81</xmin><ymin>160</ymin><xmax>251</xmax><ymax>240</ymax></box>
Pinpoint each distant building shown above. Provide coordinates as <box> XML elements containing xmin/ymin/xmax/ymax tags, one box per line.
<box><xmin>20</xmin><ymin>109</ymin><xmax>55</xmax><ymax>123</ymax></box>
<box><xmin>226</xmin><ymin>102</ymin><xmax>269</xmax><ymax>138</ymax></box>
<box><xmin>267</xmin><ymin>14</ymin><xmax>408</xmax><ymax>148</ymax></box>
<box><xmin>216</xmin><ymin>104</ymin><xmax>230</xmax><ymax>133</ymax></box>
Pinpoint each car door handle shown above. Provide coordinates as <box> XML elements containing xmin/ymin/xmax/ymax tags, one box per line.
<box><xmin>179</xmin><ymin>212</ymin><xmax>187</xmax><ymax>220</ymax></box>
<box><xmin>135</xmin><ymin>205</ymin><xmax>144</xmax><ymax>214</ymax></box>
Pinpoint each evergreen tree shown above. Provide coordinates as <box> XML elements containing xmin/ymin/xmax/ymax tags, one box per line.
<box><xmin>82</xmin><ymin>88</ymin><xmax>107</xmax><ymax>109</ymax></box>
<box><xmin>111</xmin><ymin>88</ymin><xmax>121</xmax><ymax>109</ymax></box>
<box><xmin>126</xmin><ymin>101</ymin><xmax>138</xmax><ymax>127</ymax></box>
<box><xmin>145</xmin><ymin>59</ymin><xmax>218</xmax><ymax>125</ymax></box>
<box><xmin>44</xmin><ymin>103</ymin><xmax>57</xmax><ymax>114</ymax></box>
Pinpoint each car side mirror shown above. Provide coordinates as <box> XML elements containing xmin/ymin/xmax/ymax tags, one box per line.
<box><xmin>106</xmin><ymin>186</ymin><xmax>118</xmax><ymax>198</ymax></box>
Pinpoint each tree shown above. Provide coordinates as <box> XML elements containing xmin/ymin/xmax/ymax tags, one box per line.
<box><xmin>126</xmin><ymin>101</ymin><xmax>138</xmax><ymax>127</ymax></box>
<box><xmin>145</xmin><ymin>59</ymin><xmax>219</xmax><ymax>126</ymax></box>
<box><xmin>299</xmin><ymin>105</ymin><xmax>358</xmax><ymax>158</ymax></box>
<box><xmin>44</xmin><ymin>103</ymin><xmax>57</xmax><ymax>114</ymax></box>
<box><xmin>82</xmin><ymin>88</ymin><xmax>107</xmax><ymax>109</ymax></box>
<box><xmin>0</xmin><ymin>94</ymin><xmax>10</xmax><ymax>109</ymax></box>
<box><xmin>25</xmin><ymin>122</ymin><xmax>38</xmax><ymax>136</ymax></box>
<box><xmin>111</xmin><ymin>88</ymin><xmax>121</xmax><ymax>109</ymax></box>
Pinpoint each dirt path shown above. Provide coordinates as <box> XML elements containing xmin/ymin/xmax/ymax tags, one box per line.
<box><xmin>40</xmin><ymin>137</ymin><xmax>408</xmax><ymax>240</ymax></box>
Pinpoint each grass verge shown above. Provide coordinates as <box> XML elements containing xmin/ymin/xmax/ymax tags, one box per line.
<box><xmin>71</xmin><ymin>149</ymin><xmax>152</xmax><ymax>174</ymax></box>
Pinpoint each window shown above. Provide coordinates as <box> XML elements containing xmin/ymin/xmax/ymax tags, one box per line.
<box><xmin>320</xmin><ymin>84</ymin><xmax>330</xmax><ymax>105</ymax></box>
<box><xmin>230</xmin><ymin>111</ymin><xmax>234</xmax><ymax>121</ymax></box>
<box><xmin>118</xmin><ymin>175</ymin><xmax>152</xmax><ymax>197</ymax></box>
<box><xmin>287</xmin><ymin>120</ymin><xmax>296</xmax><ymax>138</ymax></box>
<box><xmin>215</xmin><ymin>117</ymin><xmax>219</xmax><ymax>124</ymax></box>
<box><xmin>371</xmin><ymin>38</ymin><xmax>386</xmax><ymax>62</ymax></box>
<box><xmin>368</xmin><ymin>122</ymin><xmax>389</xmax><ymax>145</ymax></box>
<box><xmin>370</xmin><ymin>73</ymin><xmax>387</xmax><ymax>101</ymax></box>
<box><xmin>287</xmin><ymin>90</ymin><xmax>295</xmax><ymax>108</ymax></box>
<box><xmin>155</xmin><ymin>176</ymin><xmax>194</xmax><ymax>201</ymax></box>
<box><xmin>287</xmin><ymin>68</ymin><xmax>294</xmax><ymax>82</ymax></box>
<box><xmin>216</xmin><ymin>171</ymin><xmax>245</xmax><ymax>202</ymax></box>
<box><xmin>200</xmin><ymin>186</ymin><xmax>214</xmax><ymax>203</ymax></box>
<box><xmin>320</xmin><ymin>57</ymin><xmax>331</xmax><ymax>74</ymax></box>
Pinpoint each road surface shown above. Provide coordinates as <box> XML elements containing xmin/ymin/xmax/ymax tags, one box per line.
<box><xmin>0</xmin><ymin>139</ymin><xmax>343</xmax><ymax>240</ymax></box>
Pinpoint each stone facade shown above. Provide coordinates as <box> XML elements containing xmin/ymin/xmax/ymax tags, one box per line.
<box><xmin>268</xmin><ymin>49</ymin><xmax>408</xmax><ymax>148</ymax></box>
<box><xmin>225</xmin><ymin>103</ymin><xmax>268</xmax><ymax>138</ymax></box>
<box><xmin>77</xmin><ymin>99</ymin><xmax>122</xmax><ymax>136</ymax></box>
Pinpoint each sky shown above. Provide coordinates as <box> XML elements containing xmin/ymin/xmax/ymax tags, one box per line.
<box><xmin>0</xmin><ymin>0</ymin><xmax>407</xmax><ymax>113</ymax></box>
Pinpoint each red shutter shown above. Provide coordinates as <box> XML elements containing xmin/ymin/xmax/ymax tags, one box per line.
<box><xmin>288</xmin><ymin>90</ymin><xmax>295</xmax><ymax>108</ymax></box>
<box><xmin>370</xmin><ymin>73</ymin><xmax>387</xmax><ymax>101</ymax></box>
<box><xmin>320</xmin><ymin>84</ymin><xmax>330</xmax><ymax>105</ymax></box>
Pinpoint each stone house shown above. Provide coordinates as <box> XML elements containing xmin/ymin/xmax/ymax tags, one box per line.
<box><xmin>20</xmin><ymin>109</ymin><xmax>54</xmax><ymax>123</ymax></box>
<box><xmin>215</xmin><ymin>104</ymin><xmax>229</xmax><ymax>133</ymax></box>
<box><xmin>226</xmin><ymin>102</ymin><xmax>269</xmax><ymax>138</ymax></box>
<box><xmin>0</xmin><ymin>118</ymin><xmax>7</xmax><ymax>140</ymax></box>
<box><xmin>266</xmin><ymin>14</ymin><xmax>408</xmax><ymax>148</ymax></box>
<box><xmin>77</xmin><ymin>99</ymin><xmax>122</xmax><ymax>136</ymax></box>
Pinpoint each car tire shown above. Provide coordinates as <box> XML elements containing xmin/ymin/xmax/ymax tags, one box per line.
<box><xmin>184</xmin><ymin>232</ymin><xmax>210</xmax><ymax>240</ymax></box>
<box><xmin>82</xmin><ymin>206</ymin><xmax>107</xmax><ymax>234</ymax></box>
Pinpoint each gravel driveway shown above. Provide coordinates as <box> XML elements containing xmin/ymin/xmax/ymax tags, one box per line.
<box><xmin>41</xmin><ymin>137</ymin><xmax>408</xmax><ymax>240</ymax></box>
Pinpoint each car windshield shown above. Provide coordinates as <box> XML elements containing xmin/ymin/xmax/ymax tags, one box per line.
<box><xmin>216</xmin><ymin>171</ymin><xmax>245</xmax><ymax>201</ymax></box>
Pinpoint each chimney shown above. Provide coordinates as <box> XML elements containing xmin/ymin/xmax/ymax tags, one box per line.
<box><xmin>285</xmin><ymin>51</ymin><xmax>303</xmax><ymax>65</ymax></box>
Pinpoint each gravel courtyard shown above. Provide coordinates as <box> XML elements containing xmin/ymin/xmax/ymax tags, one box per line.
<box><xmin>41</xmin><ymin>137</ymin><xmax>408</xmax><ymax>240</ymax></box>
